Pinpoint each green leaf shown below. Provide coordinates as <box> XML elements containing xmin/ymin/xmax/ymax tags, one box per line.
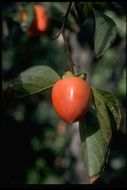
<box><xmin>82</xmin><ymin>2</ymin><xmax>93</xmax><ymax>18</ymax></box>
<box><xmin>74</xmin><ymin>2</ymin><xmax>93</xmax><ymax>24</ymax></box>
<box><xmin>79</xmin><ymin>87</ymin><xmax>113</xmax><ymax>183</ymax></box>
<box><xmin>92</xmin><ymin>87</ymin><xmax>112</xmax><ymax>144</ymax></box>
<box><xmin>12</xmin><ymin>65</ymin><xmax>60</xmax><ymax>96</ymax></box>
<box><xmin>95</xmin><ymin>89</ymin><xmax>121</xmax><ymax>130</ymax></box>
<box><xmin>93</xmin><ymin>9</ymin><xmax>117</xmax><ymax>58</ymax></box>
<box><xmin>79</xmin><ymin>108</ymin><xmax>111</xmax><ymax>184</ymax></box>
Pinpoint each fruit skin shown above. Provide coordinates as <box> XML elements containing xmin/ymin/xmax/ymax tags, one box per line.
<box><xmin>20</xmin><ymin>5</ymin><xmax>50</xmax><ymax>36</ymax></box>
<box><xmin>51</xmin><ymin>77</ymin><xmax>91</xmax><ymax>123</ymax></box>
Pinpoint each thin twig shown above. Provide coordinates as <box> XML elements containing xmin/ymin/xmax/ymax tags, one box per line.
<box><xmin>61</xmin><ymin>2</ymin><xmax>72</xmax><ymax>31</ymax></box>
<box><xmin>52</xmin><ymin>2</ymin><xmax>72</xmax><ymax>40</ymax></box>
<box><xmin>52</xmin><ymin>2</ymin><xmax>75</xmax><ymax>74</ymax></box>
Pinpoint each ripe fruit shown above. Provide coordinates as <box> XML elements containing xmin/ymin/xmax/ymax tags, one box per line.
<box><xmin>19</xmin><ymin>4</ymin><xmax>50</xmax><ymax>36</ymax></box>
<box><xmin>51</xmin><ymin>77</ymin><xmax>91</xmax><ymax>123</ymax></box>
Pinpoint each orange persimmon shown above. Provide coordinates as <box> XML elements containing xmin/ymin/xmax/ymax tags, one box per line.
<box><xmin>20</xmin><ymin>4</ymin><xmax>50</xmax><ymax>36</ymax></box>
<box><xmin>51</xmin><ymin>77</ymin><xmax>91</xmax><ymax>123</ymax></box>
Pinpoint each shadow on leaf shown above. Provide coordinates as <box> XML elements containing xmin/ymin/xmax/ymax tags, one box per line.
<box><xmin>79</xmin><ymin>107</ymin><xmax>100</xmax><ymax>140</ymax></box>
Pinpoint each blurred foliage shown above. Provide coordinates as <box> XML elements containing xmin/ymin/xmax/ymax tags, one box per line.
<box><xmin>2</xmin><ymin>2</ymin><xmax>126</xmax><ymax>185</ymax></box>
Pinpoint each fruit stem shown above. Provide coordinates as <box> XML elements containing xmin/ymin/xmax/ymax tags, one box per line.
<box><xmin>62</xmin><ymin>30</ymin><xmax>75</xmax><ymax>74</ymax></box>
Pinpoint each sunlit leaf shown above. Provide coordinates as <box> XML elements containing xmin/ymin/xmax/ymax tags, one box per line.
<box><xmin>12</xmin><ymin>65</ymin><xmax>60</xmax><ymax>96</ymax></box>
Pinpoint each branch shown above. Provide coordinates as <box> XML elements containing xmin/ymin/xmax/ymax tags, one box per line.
<box><xmin>52</xmin><ymin>2</ymin><xmax>73</xmax><ymax>40</ymax></box>
<box><xmin>52</xmin><ymin>2</ymin><xmax>75</xmax><ymax>74</ymax></box>
<box><xmin>62</xmin><ymin>30</ymin><xmax>74</xmax><ymax>74</ymax></box>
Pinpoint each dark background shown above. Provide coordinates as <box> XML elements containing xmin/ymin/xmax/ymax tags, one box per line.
<box><xmin>1</xmin><ymin>2</ymin><xmax>126</xmax><ymax>185</ymax></box>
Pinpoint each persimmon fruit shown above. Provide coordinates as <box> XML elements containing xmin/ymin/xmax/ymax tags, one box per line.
<box><xmin>51</xmin><ymin>76</ymin><xmax>91</xmax><ymax>123</ymax></box>
<box><xmin>19</xmin><ymin>4</ymin><xmax>50</xmax><ymax>36</ymax></box>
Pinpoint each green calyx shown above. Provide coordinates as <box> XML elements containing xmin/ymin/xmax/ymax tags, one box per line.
<box><xmin>62</xmin><ymin>71</ymin><xmax>87</xmax><ymax>80</ymax></box>
<box><xmin>62</xmin><ymin>71</ymin><xmax>75</xmax><ymax>79</ymax></box>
